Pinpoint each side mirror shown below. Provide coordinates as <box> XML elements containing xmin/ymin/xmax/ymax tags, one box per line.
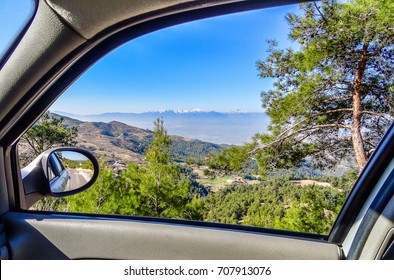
<box><xmin>21</xmin><ymin>147</ymin><xmax>99</xmax><ymax>198</ymax></box>
<box><xmin>48</xmin><ymin>150</ymin><xmax>96</xmax><ymax>195</ymax></box>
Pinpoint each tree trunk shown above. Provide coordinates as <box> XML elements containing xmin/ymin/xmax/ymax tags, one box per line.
<box><xmin>351</xmin><ymin>44</ymin><xmax>368</xmax><ymax>172</ymax></box>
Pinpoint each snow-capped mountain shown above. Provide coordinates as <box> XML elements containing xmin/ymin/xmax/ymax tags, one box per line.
<box><xmin>53</xmin><ymin>110</ymin><xmax>269</xmax><ymax>145</ymax></box>
<box><xmin>157</xmin><ymin>108</ymin><xmax>206</xmax><ymax>113</ymax></box>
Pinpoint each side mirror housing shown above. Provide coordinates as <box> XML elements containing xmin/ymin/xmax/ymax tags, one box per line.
<box><xmin>21</xmin><ymin>147</ymin><xmax>99</xmax><ymax>199</ymax></box>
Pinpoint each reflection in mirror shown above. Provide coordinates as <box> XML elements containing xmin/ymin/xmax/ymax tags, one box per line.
<box><xmin>48</xmin><ymin>151</ymin><xmax>94</xmax><ymax>193</ymax></box>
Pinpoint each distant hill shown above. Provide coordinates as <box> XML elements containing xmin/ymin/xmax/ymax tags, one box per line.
<box><xmin>54</xmin><ymin>110</ymin><xmax>269</xmax><ymax>145</ymax></box>
<box><xmin>51</xmin><ymin>113</ymin><xmax>225</xmax><ymax>165</ymax></box>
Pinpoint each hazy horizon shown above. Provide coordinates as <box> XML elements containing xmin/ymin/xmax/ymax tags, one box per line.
<box><xmin>53</xmin><ymin>108</ymin><xmax>267</xmax><ymax>115</ymax></box>
<box><xmin>55</xmin><ymin>110</ymin><xmax>269</xmax><ymax>146</ymax></box>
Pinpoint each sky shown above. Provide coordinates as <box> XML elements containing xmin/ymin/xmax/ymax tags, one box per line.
<box><xmin>0</xmin><ymin>0</ymin><xmax>35</xmax><ymax>58</ymax></box>
<box><xmin>59</xmin><ymin>151</ymin><xmax>88</xmax><ymax>162</ymax></box>
<box><xmin>1</xmin><ymin>1</ymin><xmax>300</xmax><ymax>115</ymax></box>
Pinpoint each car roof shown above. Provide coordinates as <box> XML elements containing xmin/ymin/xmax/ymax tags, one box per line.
<box><xmin>46</xmin><ymin>0</ymin><xmax>194</xmax><ymax>39</ymax></box>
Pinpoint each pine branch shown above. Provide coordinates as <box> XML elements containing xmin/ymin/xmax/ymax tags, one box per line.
<box><xmin>313</xmin><ymin>2</ymin><xmax>328</xmax><ymax>24</ymax></box>
<box><xmin>323</xmin><ymin>94</ymin><xmax>353</xmax><ymax>102</ymax></box>
<box><xmin>249</xmin><ymin>123</ymin><xmax>351</xmax><ymax>156</ymax></box>
<box><xmin>361</xmin><ymin>111</ymin><xmax>394</xmax><ymax>121</ymax></box>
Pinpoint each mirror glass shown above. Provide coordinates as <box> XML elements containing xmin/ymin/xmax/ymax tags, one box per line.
<box><xmin>48</xmin><ymin>151</ymin><xmax>94</xmax><ymax>193</ymax></box>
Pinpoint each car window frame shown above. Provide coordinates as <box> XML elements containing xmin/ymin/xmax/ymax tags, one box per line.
<box><xmin>3</xmin><ymin>0</ymin><xmax>392</xmax><ymax>248</ymax></box>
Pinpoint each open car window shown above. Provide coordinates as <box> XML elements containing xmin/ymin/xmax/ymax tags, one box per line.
<box><xmin>18</xmin><ymin>1</ymin><xmax>394</xmax><ymax>236</ymax></box>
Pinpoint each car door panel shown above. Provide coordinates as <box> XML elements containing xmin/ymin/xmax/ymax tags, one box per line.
<box><xmin>3</xmin><ymin>212</ymin><xmax>341</xmax><ymax>260</ymax></box>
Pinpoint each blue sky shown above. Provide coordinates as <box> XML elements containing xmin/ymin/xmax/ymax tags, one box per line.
<box><xmin>60</xmin><ymin>151</ymin><xmax>88</xmax><ymax>162</ymax></box>
<box><xmin>1</xmin><ymin>1</ymin><xmax>300</xmax><ymax>114</ymax></box>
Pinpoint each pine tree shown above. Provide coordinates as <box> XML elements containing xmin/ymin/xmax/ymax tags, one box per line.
<box><xmin>255</xmin><ymin>0</ymin><xmax>394</xmax><ymax>172</ymax></box>
<box><xmin>140</xmin><ymin>118</ymin><xmax>190</xmax><ymax>218</ymax></box>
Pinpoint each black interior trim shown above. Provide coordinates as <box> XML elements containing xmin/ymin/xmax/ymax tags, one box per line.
<box><xmin>329</xmin><ymin>122</ymin><xmax>394</xmax><ymax>244</ymax></box>
<box><xmin>0</xmin><ymin>223</ymin><xmax>9</xmax><ymax>259</ymax></box>
<box><xmin>382</xmin><ymin>235</ymin><xmax>394</xmax><ymax>260</ymax></box>
<box><xmin>0</xmin><ymin>147</ymin><xmax>10</xmax><ymax>216</ymax></box>
<box><xmin>4</xmin><ymin>147</ymin><xmax>19</xmax><ymax>211</ymax></box>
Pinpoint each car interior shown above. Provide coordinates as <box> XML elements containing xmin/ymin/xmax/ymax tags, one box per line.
<box><xmin>0</xmin><ymin>0</ymin><xmax>393</xmax><ymax>260</ymax></box>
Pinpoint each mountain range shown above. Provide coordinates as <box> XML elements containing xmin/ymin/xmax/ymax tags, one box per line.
<box><xmin>53</xmin><ymin>110</ymin><xmax>270</xmax><ymax>145</ymax></box>
<box><xmin>52</xmin><ymin>113</ymin><xmax>225</xmax><ymax>165</ymax></box>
